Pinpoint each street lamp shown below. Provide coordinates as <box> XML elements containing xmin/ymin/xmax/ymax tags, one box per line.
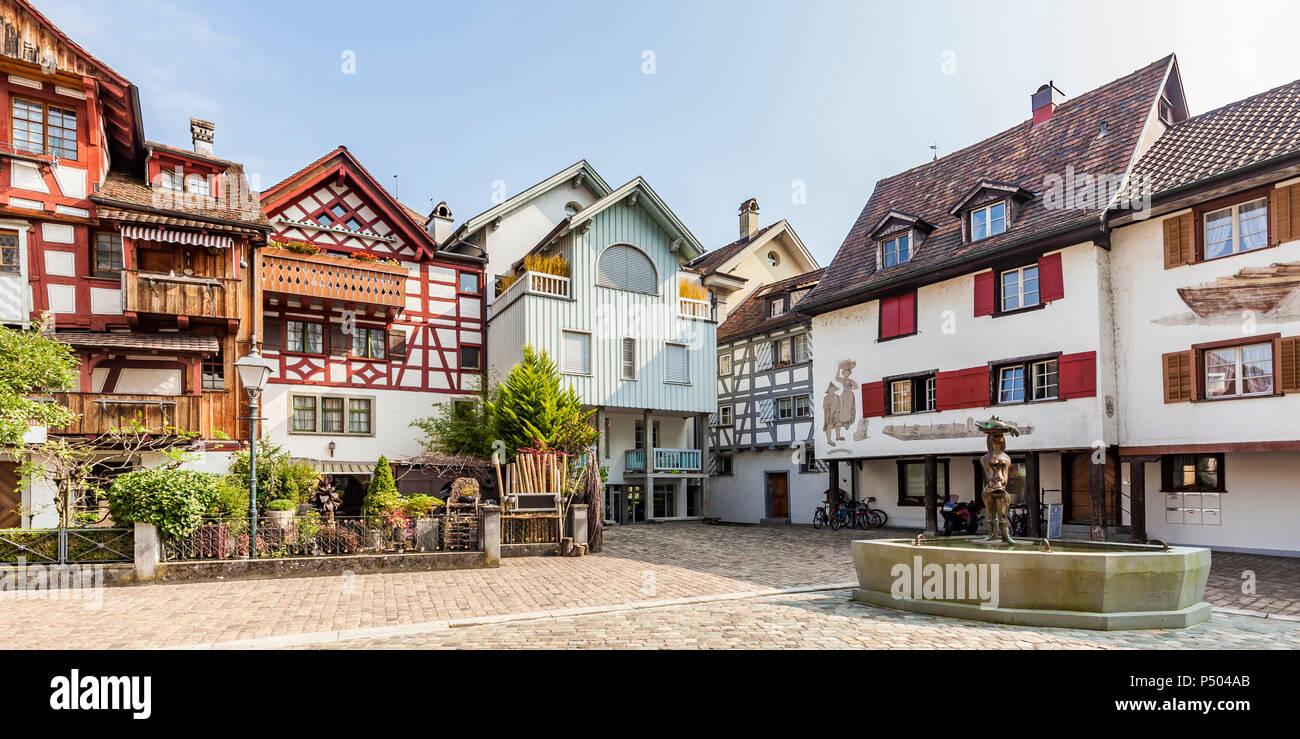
<box><xmin>234</xmin><ymin>349</ymin><xmax>276</xmax><ymax>557</ymax></box>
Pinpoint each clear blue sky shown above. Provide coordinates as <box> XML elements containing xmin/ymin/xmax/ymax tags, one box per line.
<box><xmin>41</xmin><ymin>0</ymin><xmax>1300</xmax><ymax>264</ymax></box>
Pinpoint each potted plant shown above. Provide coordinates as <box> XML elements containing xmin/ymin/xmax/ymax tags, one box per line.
<box><xmin>267</xmin><ymin>498</ymin><xmax>296</xmax><ymax>527</ymax></box>
<box><xmin>403</xmin><ymin>494</ymin><xmax>442</xmax><ymax>552</ymax></box>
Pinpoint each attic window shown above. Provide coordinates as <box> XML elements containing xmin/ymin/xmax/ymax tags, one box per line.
<box><xmin>769</xmin><ymin>296</ymin><xmax>787</xmax><ymax>317</ymax></box>
<box><xmin>564</xmin><ymin>202</ymin><xmax>581</xmax><ymax>217</ymax></box>
<box><xmin>1158</xmin><ymin>96</ymin><xmax>1174</xmax><ymax>125</ymax></box>
<box><xmin>881</xmin><ymin>232</ymin><xmax>911</xmax><ymax>269</ymax></box>
<box><xmin>970</xmin><ymin>202</ymin><xmax>1006</xmax><ymax>241</ymax></box>
<box><xmin>767</xmin><ymin>251</ymin><xmax>781</xmax><ymax>267</ymax></box>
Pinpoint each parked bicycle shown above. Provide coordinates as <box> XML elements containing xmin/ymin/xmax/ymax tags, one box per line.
<box><xmin>853</xmin><ymin>496</ymin><xmax>888</xmax><ymax>529</ymax></box>
<box><xmin>1008</xmin><ymin>501</ymin><xmax>1048</xmax><ymax>537</ymax></box>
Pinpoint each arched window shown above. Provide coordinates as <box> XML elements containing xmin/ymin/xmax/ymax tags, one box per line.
<box><xmin>596</xmin><ymin>244</ymin><xmax>658</xmax><ymax>294</ymax></box>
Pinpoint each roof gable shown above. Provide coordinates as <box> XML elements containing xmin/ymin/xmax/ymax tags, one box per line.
<box><xmin>717</xmin><ymin>268</ymin><xmax>826</xmax><ymax>343</ymax></box>
<box><xmin>688</xmin><ymin>219</ymin><xmax>819</xmax><ymax>277</ymax></box>
<box><xmin>455</xmin><ymin>160</ymin><xmax>613</xmax><ymax>239</ymax></box>
<box><xmin>561</xmin><ymin>177</ymin><xmax>707</xmax><ymax>259</ymax></box>
<box><xmin>802</xmin><ymin>55</ymin><xmax>1176</xmax><ymax>313</ymax></box>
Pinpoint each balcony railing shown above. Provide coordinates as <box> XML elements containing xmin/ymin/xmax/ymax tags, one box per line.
<box><xmin>260</xmin><ymin>248</ymin><xmax>408</xmax><ymax>308</ymax></box>
<box><xmin>496</xmin><ymin>271</ymin><xmax>571</xmax><ymax>308</ymax></box>
<box><xmin>624</xmin><ymin>447</ymin><xmax>703</xmax><ymax>473</ymax></box>
<box><xmin>677</xmin><ymin>297</ymin><xmax>711</xmax><ymax>321</ymax></box>
<box><xmin>49</xmin><ymin>393</ymin><xmax>203</xmax><ymax>436</ymax></box>
<box><xmin>122</xmin><ymin>270</ymin><xmax>241</xmax><ymax>320</ymax></box>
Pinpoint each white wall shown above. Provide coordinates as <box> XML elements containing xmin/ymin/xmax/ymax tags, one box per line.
<box><xmin>710</xmin><ymin>448</ymin><xmax>838</xmax><ymax>524</ymax></box>
<box><xmin>599</xmin><ymin>408</ymin><xmax>693</xmax><ymax>486</ymax></box>
<box><xmin>262</xmin><ymin>384</ymin><xmax>459</xmax><ymax>463</ymax></box>
<box><xmin>484</xmin><ymin>184</ymin><xmax>600</xmax><ymax>302</ymax></box>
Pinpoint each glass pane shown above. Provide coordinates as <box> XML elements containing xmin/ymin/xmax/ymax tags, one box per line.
<box><xmin>1204</xmin><ymin>348</ymin><xmax>1236</xmax><ymax>397</ymax></box>
<box><xmin>989</xmin><ymin>202</ymin><xmax>1006</xmax><ymax>235</ymax></box>
<box><xmin>1241</xmin><ymin>343</ymin><xmax>1273</xmax><ymax>394</ymax></box>
<box><xmin>1195</xmin><ymin>456</ymin><xmax>1219</xmax><ymax>488</ymax></box>
<box><xmin>1032</xmin><ymin>360</ymin><xmax>1058</xmax><ymax>399</ymax></box>
<box><xmin>306</xmin><ymin>323</ymin><xmax>324</xmax><ymax>353</ymax></box>
<box><xmin>1204</xmin><ymin>207</ymin><xmax>1234</xmax><ymax>258</ymax></box>
<box><xmin>287</xmin><ymin>322</ymin><xmax>303</xmax><ymax>352</ymax></box>
<box><xmin>897</xmin><ymin>234</ymin><xmax>909</xmax><ymax>262</ymax></box>
<box><xmin>999</xmin><ymin>366</ymin><xmax>1025</xmax><ymax>403</ymax></box>
<box><xmin>1238</xmin><ymin>199</ymin><xmax>1268</xmax><ymax>253</ymax></box>
<box><xmin>972</xmin><ymin>208</ymin><xmax>987</xmax><ymax>241</ymax></box>
<box><xmin>370</xmin><ymin>331</ymin><xmax>386</xmax><ymax>359</ymax></box>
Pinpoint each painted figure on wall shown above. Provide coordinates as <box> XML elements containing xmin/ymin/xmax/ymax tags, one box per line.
<box><xmin>823</xmin><ymin>359</ymin><xmax>858</xmax><ymax>446</ymax></box>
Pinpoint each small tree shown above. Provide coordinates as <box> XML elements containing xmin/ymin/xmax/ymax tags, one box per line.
<box><xmin>0</xmin><ymin>317</ymin><xmax>78</xmax><ymax>448</ymax></box>
<box><xmin>488</xmin><ymin>346</ymin><xmax>598</xmax><ymax>458</ymax></box>
<box><xmin>362</xmin><ymin>455</ymin><xmax>400</xmax><ymax>525</ymax></box>
<box><xmin>410</xmin><ymin>380</ymin><xmax>499</xmax><ymax>459</ymax></box>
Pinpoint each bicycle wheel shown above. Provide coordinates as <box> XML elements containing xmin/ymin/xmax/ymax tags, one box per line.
<box><xmin>812</xmin><ymin>508</ymin><xmax>826</xmax><ymax>529</ymax></box>
<box><xmin>870</xmin><ymin>509</ymin><xmax>888</xmax><ymax>527</ymax></box>
<box><xmin>829</xmin><ymin>510</ymin><xmax>843</xmax><ymax>530</ymax></box>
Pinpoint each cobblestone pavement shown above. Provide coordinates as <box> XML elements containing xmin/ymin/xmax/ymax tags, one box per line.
<box><xmin>303</xmin><ymin>589</ymin><xmax>1300</xmax><ymax>650</ymax></box>
<box><xmin>0</xmin><ymin>522</ymin><xmax>1295</xmax><ymax>648</ymax></box>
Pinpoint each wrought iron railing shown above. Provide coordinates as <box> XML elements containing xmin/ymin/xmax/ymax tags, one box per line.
<box><xmin>0</xmin><ymin>527</ymin><xmax>134</xmax><ymax>564</ymax></box>
<box><xmin>501</xmin><ymin>514</ymin><xmax>561</xmax><ymax>545</ymax></box>
<box><xmin>161</xmin><ymin>515</ymin><xmax>454</xmax><ymax>561</ymax></box>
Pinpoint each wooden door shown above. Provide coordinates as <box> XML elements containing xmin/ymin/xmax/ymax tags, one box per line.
<box><xmin>1066</xmin><ymin>452</ymin><xmax>1119</xmax><ymax>524</ymax></box>
<box><xmin>138</xmin><ymin>245</ymin><xmax>174</xmax><ymax>273</ymax></box>
<box><xmin>0</xmin><ymin>461</ymin><xmax>21</xmax><ymax>528</ymax></box>
<box><xmin>768</xmin><ymin>473</ymin><xmax>789</xmax><ymax>518</ymax></box>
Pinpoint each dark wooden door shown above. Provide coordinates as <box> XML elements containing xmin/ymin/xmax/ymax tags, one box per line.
<box><xmin>138</xmin><ymin>246</ymin><xmax>174</xmax><ymax>273</ymax></box>
<box><xmin>768</xmin><ymin>473</ymin><xmax>789</xmax><ymax>518</ymax></box>
<box><xmin>0</xmin><ymin>461</ymin><xmax>21</xmax><ymax>528</ymax></box>
<box><xmin>1066</xmin><ymin>452</ymin><xmax>1119</xmax><ymax>524</ymax></box>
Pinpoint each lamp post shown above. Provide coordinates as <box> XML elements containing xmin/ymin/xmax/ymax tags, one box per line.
<box><xmin>234</xmin><ymin>349</ymin><xmax>276</xmax><ymax>558</ymax></box>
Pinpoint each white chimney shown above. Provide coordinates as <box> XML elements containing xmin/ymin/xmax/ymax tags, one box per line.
<box><xmin>427</xmin><ymin>201</ymin><xmax>454</xmax><ymax>244</ymax></box>
<box><xmin>739</xmin><ymin>198</ymin><xmax>760</xmax><ymax>239</ymax></box>
<box><xmin>190</xmin><ymin>118</ymin><xmax>215</xmax><ymax>155</ymax></box>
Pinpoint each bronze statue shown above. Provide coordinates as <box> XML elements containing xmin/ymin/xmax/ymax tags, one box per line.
<box><xmin>978</xmin><ymin>417</ymin><xmax>1020</xmax><ymax>543</ymax></box>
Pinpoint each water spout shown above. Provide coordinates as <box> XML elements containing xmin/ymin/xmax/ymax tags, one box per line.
<box><xmin>1040</xmin><ymin>538</ymin><xmax>1052</xmax><ymax>552</ymax></box>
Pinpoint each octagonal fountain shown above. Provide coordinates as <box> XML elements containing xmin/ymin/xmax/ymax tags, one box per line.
<box><xmin>850</xmin><ymin>418</ymin><xmax>1211</xmax><ymax>630</ymax></box>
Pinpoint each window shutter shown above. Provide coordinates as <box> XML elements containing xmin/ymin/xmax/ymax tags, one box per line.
<box><xmin>563</xmin><ymin>331</ymin><xmax>590</xmax><ymax>374</ymax></box>
<box><xmin>1162</xmin><ymin>350</ymin><xmax>1194</xmax><ymax>403</ymax></box>
<box><xmin>1038</xmin><ymin>252</ymin><xmax>1065</xmax><ymax>303</ymax></box>
<box><xmin>1057</xmin><ymin>351</ymin><xmax>1096</xmax><ymax>399</ymax></box>
<box><xmin>973</xmin><ymin>271</ymin><xmax>995</xmax><ymax>317</ymax></box>
<box><xmin>708</xmin><ymin>412</ymin><xmax>718</xmax><ymax>427</ymax></box>
<box><xmin>622</xmin><ymin>338</ymin><xmax>636</xmax><ymax>379</ymax></box>
<box><xmin>329</xmin><ymin>323</ymin><xmax>350</xmax><ymax>357</ymax></box>
<box><xmin>935</xmin><ymin>367</ymin><xmax>989</xmax><ymax>410</ymax></box>
<box><xmin>1279</xmin><ymin>336</ymin><xmax>1300</xmax><ymax>392</ymax></box>
<box><xmin>758</xmin><ymin>399</ymin><xmax>775</xmax><ymax>423</ymax></box>
<box><xmin>1272</xmin><ymin>184</ymin><xmax>1300</xmax><ymax>245</ymax></box>
<box><xmin>263</xmin><ymin>319</ymin><xmax>283</xmax><ymax>352</ymax></box>
<box><xmin>861</xmin><ymin>381</ymin><xmax>886</xmax><ymax>417</ymax></box>
<box><xmin>755</xmin><ymin>341</ymin><xmax>773</xmax><ymax>370</ymax></box>
<box><xmin>1163</xmin><ymin>213</ymin><xmax>1193</xmax><ymax>268</ymax></box>
<box><xmin>665</xmin><ymin>343</ymin><xmax>689</xmax><ymax>383</ymax></box>
<box><xmin>880</xmin><ymin>296</ymin><xmax>899</xmax><ymax>338</ymax></box>
<box><xmin>387</xmin><ymin>328</ymin><xmax>407</xmax><ymax>361</ymax></box>
<box><xmin>597</xmin><ymin>245</ymin><xmax>658</xmax><ymax>293</ymax></box>
<box><xmin>898</xmin><ymin>292</ymin><xmax>916</xmax><ymax>335</ymax></box>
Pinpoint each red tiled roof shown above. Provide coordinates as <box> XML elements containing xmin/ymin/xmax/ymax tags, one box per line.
<box><xmin>1126</xmin><ymin>77</ymin><xmax>1300</xmax><ymax>199</ymax></box>
<box><xmin>56</xmin><ymin>332</ymin><xmax>219</xmax><ymax>354</ymax></box>
<box><xmin>92</xmin><ymin>163</ymin><xmax>271</xmax><ymax>231</ymax></box>
<box><xmin>718</xmin><ymin>268</ymin><xmax>825</xmax><ymax>343</ymax></box>
<box><xmin>802</xmin><ymin>55</ymin><xmax>1175</xmax><ymax>313</ymax></box>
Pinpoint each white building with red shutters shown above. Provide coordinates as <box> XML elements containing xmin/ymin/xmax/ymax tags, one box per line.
<box><xmin>257</xmin><ymin>147</ymin><xmax>485</xmax><ymax>497</ymax></box>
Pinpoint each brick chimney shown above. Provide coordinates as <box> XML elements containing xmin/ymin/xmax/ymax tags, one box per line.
<box><xmin>739</xmin><ymin>198</ymin><xmax>760</xmax><ymax>240</ymax></box>
<box><xmin>1031</xmin><ymin>82</ymin><xmax>1065</xmax><ymax>126</ymax></box>
<box><xmin>190</xmin><ymin>118</ymin><xmax>215</xmax><ymax>155</ymax></box>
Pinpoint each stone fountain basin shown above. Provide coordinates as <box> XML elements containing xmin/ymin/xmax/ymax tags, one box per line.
<box><xmin>851</xmin><ymin>537</ymin><xmax>1211</xmax><ymax>630</ymax></box>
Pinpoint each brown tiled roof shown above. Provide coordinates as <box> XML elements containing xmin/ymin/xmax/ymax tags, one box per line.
<box><xmin>802</xmin><ymin>55</ymin><xmax>1175</xmax><ymax>313</ymax></box>
<box><xmin>686</xmin><ymin>223</ymin><xmax>778</xmax><ymax>276</ymax></box>
<box><xmin>56</xmin><ymin>332</ymin><xmax>219</xmax><ymax>354</ymax></box>
<box><xmin>718</xmin><ymin>268</ymin><xmax>825</xmax><ymax>343</ymax></box>
<box><xmin>1125</xmin><ymin>77</ymin><xmax>1300</xmax><ymax>200</ymax></box>
<box><xmin>94</xmin><ymin>206</ymin><xmax>264</xmax><ymax>236</ymax></box>
<box><xmin>92</xmin><ymin>164</ymin><xmax>271</xmax><ymax>231</ymax></box>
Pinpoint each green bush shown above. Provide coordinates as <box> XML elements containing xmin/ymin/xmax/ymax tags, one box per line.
<box><xmin>208</xmin><ymin>475</ymin><xmax>250</xmax><ymax>519</ymax></box>
<box><xmin>274</xmin><ymin>461</ymin><xmax>321</xmax><ymax>505</ymax></box>
<box><xmin>267</xmin><ymin>499</ymin><xmax>296</xmax><ymax>512</ymax></box>
<box><xmin>401</xmin><ymin>494</ymin><xmax>441</xmax><ymax>517</ymax></box>
<box><xmin>106</xmin><ymin>468</ymin><xmax>224</xmax><ymax>538</ymax></box>
<box><xmin>362</xmin><ymin>456</ymin><xmax>401</xmax><ymax>525</ymax></box>
<box><xmin>227</xmin><ymin>442</ymin><xmax>320</xmax><ymax>513</ymax></box>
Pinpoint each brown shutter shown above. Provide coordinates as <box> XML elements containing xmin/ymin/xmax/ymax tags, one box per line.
<box><xmin>329</xmin><ymin>323</ymin><xmax>350</xmax><ymax>357</ymax></box>
<box><xmin>1271</xmin><ymin>184</ymin><xmax>1300</xmax><ymax>246</ymax></box>
<box><xmin>1162</xmin><ymin>213</ymin><xmax>1193</xmax><ymax>268</ymax></box>
<box><xmin>1162</xmin><ymin>350</ymin><xmax>1194</xmax><ymax>403</ymax></box>
<box><xmin>263</xmin><ymin>319</ymin><xmax>283</xmax><ymax>352</ymax></box>
<box><xmin>1279</xmin><ymin>336</ymin><xmax>1300</xmax><ymax>392</ymax></box>
<box><xmin>387</xmin><ymin>328</ymin><xmax>407</xmax><ymax>361</ymax></box>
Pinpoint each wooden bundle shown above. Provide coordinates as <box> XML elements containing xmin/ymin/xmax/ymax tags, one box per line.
<box><xmin>508</xmin><ymin>451</ymin><xmax>569</xmax><ymax>494</ymax></box>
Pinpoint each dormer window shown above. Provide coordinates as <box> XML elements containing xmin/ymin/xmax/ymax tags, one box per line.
<box><xmin>159</xmin><ymin>168</ymin><xmax>183</xmax><ymax>191</ymax></box>
<box><xmin>769</xmin><ymin>296</ymin><xmax>787</xmax><ymax>317</ymax></box>
<box><xmin>970</xmin><ymin>202</ymin><xmax>1006</xmax><ymax>241</ymax></box>
<box><xmin>185</xmin><ymin>174</ymin><xmax>210</xmax><ymax>196</ymax></box>
<box><xmin>882</xmin><ymin>232</ymin><xmax>911</xmax><ymax>268</ymax></box>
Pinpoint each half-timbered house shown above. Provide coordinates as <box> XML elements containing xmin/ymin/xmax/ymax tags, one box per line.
<box><xmin>257</xmin><ymin>147</ymin><xmax>486</xmax><ymax>502</ymax></box>
<box><xmin>0</xmin><ymin>0</ymin><xmax>270</xmax><ymax>526</ymax></box>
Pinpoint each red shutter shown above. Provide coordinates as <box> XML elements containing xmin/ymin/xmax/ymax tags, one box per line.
<box><xmin>973</xmin><ymin>271</ymin><xmax>995</xmax><ymax>316</ymax></box>
<box><xmin>879</xmin><ymin>297</ymin><xmax>899</xmax><ymax>339</ymax></box>
<box><xmin>1038</xmin><ymin>252</ymin><xmax>1064</xmax><ymax>303</ymax></box>
<box><xmin>898</xmin><ymin>291</ymin><xmax>916</xmax><ymax>335</ymax></box>
<box><xmin>935</xmin><ymin>367</ymin><xmax>989</xmax><ymax>410</ymax></box>
<box><xmin>861</xmin><ymin>381</ymin><xmax>886</xmax><ymax>417</ymax></box>
<box><xmin>1058</xmin><ymin>351</ymin><xmax>1097</xmax><ymax>399</ymax></box>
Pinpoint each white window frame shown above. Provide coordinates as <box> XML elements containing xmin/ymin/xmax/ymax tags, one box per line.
<box><xmin>890</xmin><ymin>379</ymin><xmax>912</xmax><ymax>414</ymax></box>
<box><xmin>997</xmin><ymin>365</ymin><xmax>1026</xmax><ymax>404</ymax></box>
<box><xmin>774</xmin><ymin>338</ymin><xmax>792</xmax><ymax>366</ymax></box>
<box><xmin>561</xmin><ymin>329</ymin><xmax>592</xmax><ymax>376</ymax></box>
<box><xmin>1203</xmin><ymin>197</ymin><xmax>1268</xmax><ymax>260</ymax></box>
<box><xmin>970</xmin><ymin>201</ymin><xmax>1007</xmax><ymax>241</ymax></box>
<box><xmin>777</xmin><ymin>397</ymin><xmax>794</xmax><ymax>420</ymax></box>
<box><xmin>158</xmin><ymin>167</ymin><xmax>183</xmax><ymax>191</ymax></box>
<box><xmin>795</xmin><ymin>395</ymin><xmax>812</xmax><ymax>418</ymax></box>
<box><xmin>718</xmin><ymin>352</ymin><xmax>733</xmax><ymax>377</ymax></box>
<box><xmin>185</xmin><ymin>174</ymin><xmax>210</xmax><ymax>196</ymax></box>
<box><xmin>621</xmin><ymin>337</ymin><xmax>637</xmax><ymax>381</ymax></box>
<box><xmin>719</xmin><ymin>405</ymin><xmax>734</xmax><ymax>426</ymax></box>
<box><xmin>664</xmin><ymin>341</ymin><xmax>690</xmax><ymax>385</ymax></box>
<box><xmin>881</xmin><ymin>231</ymin><xmax>911</xmax><ymax>269</ymax></box>
<box><xmin>1031</xmin><ymin>359</ymin><xmax>1059</xmax><ymax>400</ymax></box>
<box><xmin>792</xmin><ymin>334</ymin><xmax>809</xmax><ymax>363</ymax></box>
<box><xmin>1000</xmin><ymin>264</ymin><xmax>1040</xmax><ymax>312</ymax></box>
<box><xmin>923</xmin><ymin>376</ymin><xmax>937</xmax><ymax>411</ymax></box>
<box><xmin>769</xmin><ymin>297</ymin><xmax>786</xmax><ymax>317</ymax></box>
<box><xmin>1204</xmin><ymin>342</ymin><xmax>1274</xmax><ymax>399</ymax></box>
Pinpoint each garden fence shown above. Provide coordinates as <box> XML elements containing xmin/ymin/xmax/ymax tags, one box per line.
<box><xmin>0</xmin><ymin>527</ymin><xmax>134</xmax><ymax>565</ymax></box>
<box><xmin>162</xmin><ymin>514</ymin><xmax>460</xmax><ymax>561</ymax></box>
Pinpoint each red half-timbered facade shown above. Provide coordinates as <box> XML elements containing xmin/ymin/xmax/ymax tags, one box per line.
<box><xmin>258</xmin><ymin>147</ymin><xmax>485</xmax><ymax>466</ymax></box>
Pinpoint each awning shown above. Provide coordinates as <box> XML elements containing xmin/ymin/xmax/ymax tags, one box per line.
<box><xmin>313</xmin><ymin>461</ymin><xmax>376</xmax><ymax>475</ymax></box>
<box><xmin>55</xmin><ymin>332</ymin><xmax>220</xmax><ymax>354</ymax></box>
<box><xmin>122</xmin><ymin>225</ymin><xmax>234</xmax><ymax>250</ymax></box>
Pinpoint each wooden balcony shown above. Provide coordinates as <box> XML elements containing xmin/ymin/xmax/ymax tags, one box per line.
<box><xmin>122</xmin><ymin>270</ymin><xmax>241</xmax><ymax>321</ymax></box>
<box><xmin>624</xmin><ymin>448</ymin><xmax>703</xmax><ymax>473</ymax></box>
<box><xmin>49</xmin><ymin>393</ymin><xmax>203</xmax><ymax>436</ymax></box>
<box><xmin>261</xmin><ymin>249</ymin><xmax>408</xmax><ymax>308</ymax></box>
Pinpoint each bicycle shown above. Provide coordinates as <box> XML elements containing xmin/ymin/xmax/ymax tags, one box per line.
<box><xmin>812</xmin><ymin>503</ymin><xmax>830</xmax><ymax>529</ymax></box>
<box><xmin>854</xmin><ymin>496</ymin><xmax>888</xmax><ymax>529</ymax></box>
